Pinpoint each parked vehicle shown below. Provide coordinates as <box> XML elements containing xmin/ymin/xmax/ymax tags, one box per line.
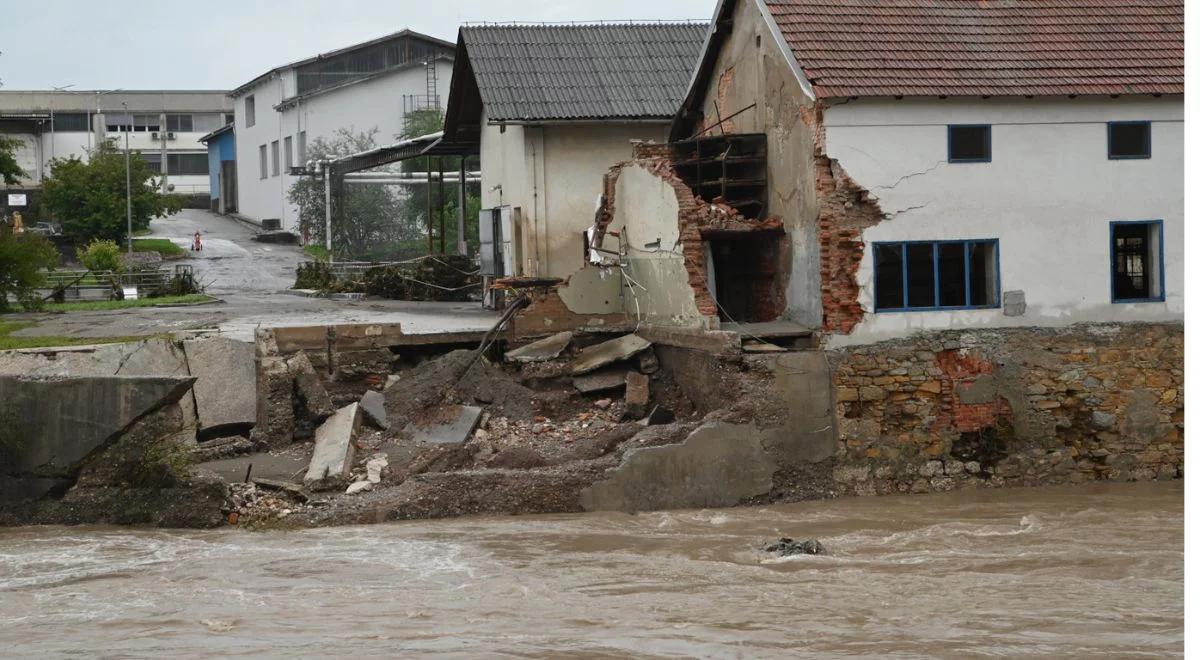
<box><xmin>27</xmin><ymin>222</ymin><xmax>62</xmax><ymax>237</ymax></box>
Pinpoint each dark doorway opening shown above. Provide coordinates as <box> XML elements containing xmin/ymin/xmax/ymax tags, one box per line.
<box><xmin>707</xmin><ymin>232</ymin><xmax>783</xmax><ymax>323</ymax></box>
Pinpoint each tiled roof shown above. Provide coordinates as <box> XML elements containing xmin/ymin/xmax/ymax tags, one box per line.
<box><xmin>763</xmin><ymin>0</ymin><xmax>1184</xmax><ymax>98</ymax></box>
<box><xmin>460</xmin><ymin>23</ymin><xmax>708</xmax><ymax>121</ymax></box>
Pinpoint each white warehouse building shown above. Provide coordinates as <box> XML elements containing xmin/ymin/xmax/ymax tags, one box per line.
<box><xmin>229</xmin><ymin>30</ymin><xmax>455</xmax><ymax>230</ymax></box>
<box><xmin>0</xmin><ymin>90</ymin><xmax>233</xmax><ymax>197</ymax></box>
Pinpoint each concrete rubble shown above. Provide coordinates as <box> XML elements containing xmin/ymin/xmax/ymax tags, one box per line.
<box><xmin>360</xmin><ymin>390</ymin><xmax>389</xmax><ymax>430</ymax></box>
<box><xmin>571</xmin><ymin>334</ymin><xmax>651</xmax><ymax>375</ymax></box>
<box><xmin>304</xmin><ymin>403</ymin><xmax>362</xmax><ymax>486</ymax></box>
<box><xmin>406</xmin><ymin>405</ymin><xmax>483</xmax><ymax>445</ymax></box>
<box><xmin>184</xmin><ymin>336</ymin><xmax>255</xmax><ymax>433</ymax></box>
<box><xmin>505</xmin><ymin>331</ymin><xmax>573</xmax><ymax>363</ymax></box>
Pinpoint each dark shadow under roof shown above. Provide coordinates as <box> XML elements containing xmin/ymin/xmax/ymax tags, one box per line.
<box><xmin>456</xmin><ymin>22</ymin><xmax>708</xmax><ymax>124</ymax></box>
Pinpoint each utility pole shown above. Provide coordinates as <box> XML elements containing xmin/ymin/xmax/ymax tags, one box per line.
<box><xmin>122</xmin><ymin>102</ymin><xmax>132</xmax><ymax>255</ymax></box>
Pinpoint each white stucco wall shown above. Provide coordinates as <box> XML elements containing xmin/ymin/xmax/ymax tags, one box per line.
<box><xmin>479</xmin><ymin>121</ymin><xmax>669</xmax><ymax>279</ymax></box>
<box><xmin>823</xmin><ymin>96</ymin><xmax>1183</xmax><ymax>345</ymax></box>
<box><xmin>233</xmin><ymin>60</ymin><xmax>453</xmax><ymax>229</ymax></box>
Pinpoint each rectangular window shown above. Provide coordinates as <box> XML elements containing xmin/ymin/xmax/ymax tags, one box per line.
<box><xmin>1111</xmin><ymin>221</ymin><xmax>1163</xmax><ymax>302</ymax></box>
<box><xmin>52</xmin><ymin>113</ymin><xmax>89</xmax><ymax>131</ymax></box>
<box><xmin>166</xmin><ymin>153</ymin><xmax>208</xmax><ymax>176</ymax></box>
<box><xmin>132</xmin><ymin>114</ymin><xmax>160</xmax><ymax>132</ymax></box>
<box><xmin>284</xmin><ymin>136</ymin><xmax>293</xmax><ymax>171</ymax></box>
<box><xmin>1108</xmin><ymin>121</ymin><xmax>1151</xmax><ymax>159</ymax></box>
<box><xmin>245</xmin><ymin>95</ymin><xmax>256</xmax><ymax>127</ymax></box>
<box><xmin>166</xmin><ymin>114</ymin><xmax>194</xmax><ymax>132</ymax></box>
<box><xmin>948</xmin><ymin>125</ymin><xmax>991</xmax><ymax>163</ymax></box>
<box><xmin>259</xmin><ymin>144</ymin><xmax>268</xmax><ymax>179</ymax></box>
<box><xmin>270</xmin><ymin>140</ymin><xmax>280</xmax><ymax>177</ymax></box>
<box><xmin>224</xmin><ymin>113</ymin><xmax>235</xmax><ymax>125</ymax></box>
<box><xmin>143</xmin><ymin>152</ymin><xmax>162</xmax><ymax>173</ymax></box>
<box><xmin>105</xmin><ymin>113</ymin><xmax>132</xmax><ymax>133</ymax></box>
<box><xmin>874</xmin><ymin>240</ymin><xmax>1000</xmax><ymax>311</ymax></box>
<box><xmin>297</xmin><ymin>131</ymin><xmax>307</xmax><ymax>164</ymax></box>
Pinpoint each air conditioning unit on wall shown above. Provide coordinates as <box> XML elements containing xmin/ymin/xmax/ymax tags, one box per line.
<box><xmin>167</xmin><ymin>132</ymin><xmax>176</xmax><ymax>140</ymax></box>
<box><xmin>151</xmin><ymin>132</ymin><xmax>159</xmax><ymax>140</ymax></box>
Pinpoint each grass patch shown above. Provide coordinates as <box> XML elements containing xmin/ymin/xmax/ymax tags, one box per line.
<box><xmin>133</xmin><ymin>238</ymin><xmax>186</xmax><ymax>257</ymax></box>
<box><xmin>303</xmin><ymin>244</ymin><xmax>330</xmax><ymax>261</ymax></box>
<box><xmin>42</xmin><ymin>294</ymin><xmax>216</xmax><ymax>313</ymax></box>
<box><xmin>0</xmin><ymin>320</ymin><xmax>150</xmax><ymax>350</ymax></box>
<box><xmin>133</xmin><ymin>228</ymin><xmax>153</xmax><ymax>237</ymax></box>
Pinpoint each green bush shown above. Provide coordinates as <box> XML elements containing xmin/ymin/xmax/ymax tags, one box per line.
<box><xmin>0</xmin><ymin>230</ymin><xmax>58</xmax><ymax>312</ymax></box>
<box><xmin>77</xmin><ymin>238</ymin><xmax>122</xmax><ymax>273</ymax></box>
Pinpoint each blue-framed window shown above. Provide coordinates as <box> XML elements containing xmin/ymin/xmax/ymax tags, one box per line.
<box><xmin>1108</xmin><ymin>121</ymin><xmax>1151</xmax><ymax>159</ymax></box>
<box><xmin>874</xmin><ymin>240</ymin><xmax>1000</xmax><ymax>312</ymax></box>
<box><xmin>1111</xmin><ymin>220</ymin><xmax>1164</xmax><ymax>303</ymax></box>
<box><xmin>948</xmin><ymin>125</ymin><xmax>991</xmax><ymax>163</ymax></box>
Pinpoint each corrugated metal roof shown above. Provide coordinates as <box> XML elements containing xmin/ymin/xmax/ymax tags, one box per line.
<box><xmin>763</xmin><ymin>0</ymin><xmax>1184</xmax><ymax>98</ymax></box>
<box><xmin>460</xmin><ymin>23</ymin><xmax>708</xmax><ymax>121</ymax></box>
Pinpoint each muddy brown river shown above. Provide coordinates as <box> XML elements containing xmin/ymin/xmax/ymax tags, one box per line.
<box><xmin>0</xmin><ymin>482</ymin><xmax>1182</xmax><ymax>657</ymax></box>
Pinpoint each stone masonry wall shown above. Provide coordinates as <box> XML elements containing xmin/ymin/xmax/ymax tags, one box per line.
<box><xmin>829</xmin><ymin>323</ymin><xmax>1183</xmax><ymax>496</ymax></box>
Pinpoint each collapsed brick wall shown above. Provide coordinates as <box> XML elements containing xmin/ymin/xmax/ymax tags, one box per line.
<box><xmin>509</xmin><ymin>285</ymin><xmax>626</xmax><ymax>340</ymax></box>
<box><xmin>829</xmin><ymin>323</ymin><xmax>1183</xmax><ymax>496</ymax></box>
<box><xmin>596</xmin><ymin>154</ymin><xmax>786</xmax><ymax>321</ymax></box>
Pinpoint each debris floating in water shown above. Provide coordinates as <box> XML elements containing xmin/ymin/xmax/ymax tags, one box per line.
<box><xmin>763</xmin><ymin>537</ymin><xmax>826</xmax><ymax>556</ymax></box>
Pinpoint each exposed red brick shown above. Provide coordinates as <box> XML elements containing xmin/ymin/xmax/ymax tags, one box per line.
<box><xmin>510</xmin><ymin>286</ymin><xmax>625</xmax><ymax>340</ymax></box>
<box><xmin>933</xmin><ymin>350</ymin><xmax>1012</xmax><ymax>433</ymax></box>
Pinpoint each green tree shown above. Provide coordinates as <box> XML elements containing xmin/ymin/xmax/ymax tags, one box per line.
<box><xmin>41</xmin><ymin>140</ymin><xmax>180</xmax><ymax>244</ymax></box>
<box><xmin>0</xmin><ymin>136</ymin><xmax>25</xmax><ymax>185</ymax></box>
<box><xmin>0</xmin><ymin>229</ymin><xmax>58</xmax><ymax>312</ymax></box>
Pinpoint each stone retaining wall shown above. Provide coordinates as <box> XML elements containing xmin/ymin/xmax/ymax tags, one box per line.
<box><xmin>828</xmin><ymin>322</ymin><xmax>1183</xmax><ymax>495</ymax></box>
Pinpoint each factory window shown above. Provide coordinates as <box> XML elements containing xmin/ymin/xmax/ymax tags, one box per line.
<box><xmin>224</xmin><ymin>113</ymin><xmax>234</xmax><ymax>125</ymax></box>
<box><xmin>143</xmin><ymin>152</ymin><xmax>162</xmax><ymax>173</ymax></box>
<box><xmin>284</xmin><ymin>136</ymin><xmax>293</xmax><ymax>171</ymax></box>
<box><xmin>1108</xmin><ymin>121</ymin><xmax>1151</xmax><ymax>160</ymax></box>
<box><xmin>1111</xmin><ymin>221</ymin><xmax>1164</xmax><ymax>302</ymax></box>
<box><xmin>948</xmin><ymin>125</ymin><xmax>991</xmax><ymax>163</ymax></box>
<box><xmin>874</xmin><ymin>240</ymin><xmax>1000</xmax><ymax>311</ymax></box>
<box><xmin>259</xmin><ymin>144</ymin><xmax>267</xmax><ymax>179</ymax></box>
<box><xmin>166</xmin><ymin>114</ymin><xmax>194</xmax><ymax>132</ymax></box>
<box><xmin>167</xmin><ymin>153</ymin><xmax>208</xmax><ymax>176</ymax></box>
<box><xmin>245</xmin><ymin>95</ymin><xmax>256</xmax><ymax>127</ymax></box>
<box><xmin>105</xmin><ymin>113</ymin><xmax>132</xmax><ymax>132</ymax></box>
<box><xmin>297</xmin><ymin>131</ymin><xmax>307</xmax><ymax>164</ymax></box>
<box><xmin>270</xmin><ymin>140</ymin><xmax>280</xmax><ymax>177</ymax></box>
<box><xmin>132</xmin><ymin>114</ymin><xmax>160</xmax><ymax>132</ymax></box>
<box><xmin>52</xmin><ymin>113</ymin><xmax>89</xmax><ymax>131</ymax></box>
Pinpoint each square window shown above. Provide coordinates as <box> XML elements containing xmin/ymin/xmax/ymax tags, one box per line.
<box><xmin>1111</xmin><ymin>221</ymin><xmax>1163</xmax><ymax>302</ymax></box>
<box><xmin>873</xmin><ymin>240</ymin><xmax>1000</xmax><ymax>311</ymax></box>
<box><xmin>948</xmin><ymin>125</ymin><xmax>991</xmax><ymax>162</ymax></box>
<box><xmin>1108</xmin><ymin>122</ymin><xmax>1150</xmax><ymax>159</ymax></box>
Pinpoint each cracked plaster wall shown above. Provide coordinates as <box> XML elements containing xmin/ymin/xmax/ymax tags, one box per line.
<box><xmin>823</xmin><ymin>96</ymin><xmax>1185</xmax><ymax>346</ymax></box>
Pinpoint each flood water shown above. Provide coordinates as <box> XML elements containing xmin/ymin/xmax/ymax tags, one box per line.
<box><xmin>0</xmin><ymin>482</ymin><xmax>1182</xmax><ymax>658</ymax></box>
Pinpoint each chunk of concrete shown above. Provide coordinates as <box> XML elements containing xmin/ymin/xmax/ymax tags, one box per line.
<box><xmin>625</xmin><ymin>371</ymin><xmax>650</xmax><ymax>418</ymax></box>
<box><xmin>345</xmin><ymin>480</ymin><xmax>374</xmax><ymax>495</ymax></box>
<box><xmin>253</xmin><ymin>355</ymin><xmax>295</xmax><ymax>449</ymax></box>
<box><xmin>0</xmin><ymin>375</ymin><xmax>196</xmax><ymax>501</ymax></box>
<box><xmin>304</xmin><ymin>403</ymin><xmax>362</xmax><ymax>483</ymax></box>
<box><xmin>406</xmin><ymin>405</ymin><xmax>483</xmax><ymax>445</ymax></box>
<box><xmin>287</xmin><ymin>351</ymin><xmax>334</xmax><ymax>420</ymax></box>
<box><xmin>184</xmin><ymin>337</ymin><xmax>255</xmax><ymax>432</ymax></box>
<box><xmin>571</xmin><ymin>334</ymin><xmax>651</xmax><ymax>375</ymax></box>
<box><xmin>360</xmin><ymin>390</ymin><xmax>389</xmax><ymax>430</ymax></box>
<box><xmin>579</xmin><ymin>422</ymin><xmax>776</xmax><ymax>512</ymax></box>
<box><xmin>573</xmin><ymin>366</ymin><xmax>628</xmax><ymax>394</ymax></box>
<box><xmin>366</xmin><ymin>454</ymin><xmax>388</xmax><ymax>484</ymax></box>
<box><xmin>505</xmin><ymin>331</ymin><xmax>573</xmax><ymax>364</ymax></box>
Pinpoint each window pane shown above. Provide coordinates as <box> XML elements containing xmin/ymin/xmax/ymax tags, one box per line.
<box><xmin>259</xmin><ymin>144</ymin><xmax>267</xmax><ymax>179</ymax></box>
<box><xmin>969</xmin><ymin>242</ymin><xmax>998</xmax><ymax>306</ymax></box>
<box><xmin>949</xmin><ymin>125</ymin><xmax>990</xmax><ymax>162</ymax></box>
<box><xmin>937</xmin><ymin>243</ymin><xmax>967</xmax><ymax>307</ymax></box>
<box><xmin>906</xmin><ymin>243</ymin><xmax>935</xmax><ymax>307</ymax></box>
<box><xmin>874</xmin><ymin>244</ymin><xmax>904</xmax><ymax>309</ymax></box>
<box><xmin>1113</xmin><ymin>224</ymin><xmax>1150</xmax><ymax>299</ymax></box>
<box><xmin>1109</xmin><ymin>122</ymin><xmax>1150</xmax><ymax>159</ymax></box>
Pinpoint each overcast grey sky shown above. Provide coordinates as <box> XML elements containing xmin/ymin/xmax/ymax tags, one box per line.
<box><xmin>0</xmin><ymin>0</ymin><xmax>711</xmax><ymax>90</ymax></box>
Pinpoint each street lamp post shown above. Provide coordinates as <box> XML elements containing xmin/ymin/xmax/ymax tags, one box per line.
<box><xmin>121</xmin><ymin>102</ymin><xmax>132</xmax><ymax>255</ymax></box>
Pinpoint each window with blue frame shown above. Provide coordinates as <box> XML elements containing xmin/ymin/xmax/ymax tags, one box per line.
<box><xmin>874</xmin><ymin>240</ymin><xmax>1000</xmax><ymax>311</ymax></box>
<box><xmin>1111</xmin><ymin>220</ymin><xmax>1164</xmax><ymax>302</ymax></box>
<box><xmin>948</xmin><ymin>125</ymin><xmax>991</xmax><ymax>162</ymax></box>
<box><xmin>1108</xmin><ymin>121</ymin><xmax>1151</xmax><ymax>159</ymax></box>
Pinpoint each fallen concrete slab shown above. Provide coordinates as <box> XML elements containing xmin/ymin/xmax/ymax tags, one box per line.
<box><xmin>407</xmin><ymin>405</ymin><xmax>483</xmax><ymax>445</ymax></box>
<box><xmin>287</xmin><ymin>350</ymin><xmax>335</xmax><ymax>421</ymax></box>
<box><xmin>198</xmin><ymin>452</ymin><xmax>309</xmax><ymax>484</ymax></box>
<box><xmin>360</xmin><ymin>390</ymin><xmax>389</xmax><ymax>430</ymax></box>
<box><xmin>625</xmin><ymin>371</ymin><xmax>650</xmax><ymax>418</ymax></box>
<box><xmin>571</xmin><ymin>334</ymin><xmax>651</xmax><ymax>375</ymax></box>
<box><xmin>184</xmin><ymin>337</ymin><xmax>255</xmax><ymax>432</ymax></box>
<box><xmin>0</xmin><ymin>375</ymin><xmax>195</xmax><ymax>501</ymax></box>
<box><xmin>304</xmin><ymin>403</ymin><xmax>362</xmax><ymax>483</ymax></box>
<box><xmin>573</xmin><ymin>367</ymin><xmax>628</xmax><ymax>394</ymax></box>
<box><xmin>505</xmin><ymin>331</ymin><xmax>572</xmax><ymax>364</ymax></box>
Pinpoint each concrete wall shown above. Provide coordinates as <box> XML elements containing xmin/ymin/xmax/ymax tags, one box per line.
<box><xmin>824</xmin><ymin>96</ymin><xmax>1184</xmax><ymax>345</ymax></box>
<box><xmin>479</xmin><ymin>121</ymin><xmax>669</xmax><ymax>279</ymax></box>
<box><xmin>233</xmin><ymin>61</ymin><xmax>453</xmax><ymax>228</ymax></box>
<box><xmin>688</xmin><ymin>0</ymin><xmax>822</xmax><ymax>327</ymax></box>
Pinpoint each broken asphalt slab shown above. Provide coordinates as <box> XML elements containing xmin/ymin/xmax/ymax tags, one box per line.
<box><xmin>505</xmin><ymin>331</ymin><xmax>573</xmax><ymax>364</ymax></box>
<box><xmin>571</xmin><ymin>334</ymin><xmax>651</xmax><ymax>376</ymax></box>
<box><xmin>406</xmin><ymin>405</ymin><xmax>483</xmax><ymax>445</ymax></box>
<box><xmin>304</xmin><ymin>403</ymin><xmax>362</xmax><ymax>484</ymax></box>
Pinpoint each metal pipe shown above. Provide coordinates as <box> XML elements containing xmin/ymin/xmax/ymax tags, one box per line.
<box><xmin>342</xmin><ymin>177</ymin><xmax>480</xmax><ymax>185</ymax></box>
<box><xmin>323</xmin><ymin>162</ymin><xmax>332</xmax><ymax>253</ymax></box>
<box><xmin>457</xmin><ymin>156</ymin><xmax>467</xmax><ymax>256</ymax></box>
<box><xmin>340</xmin><ymin>171</ymin><xmax>480</xmax><ymax>180</ymax></box>
<box><xmin>122</xmin><ymin>102</ymin><xmax>132</xmax><ymax>255</ymax></box>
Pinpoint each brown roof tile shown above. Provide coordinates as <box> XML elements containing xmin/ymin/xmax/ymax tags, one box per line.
<box><xmin>763</xmin><ymin>0</ymin><xmax>1183</xmax><ymax>97</ymax></box>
